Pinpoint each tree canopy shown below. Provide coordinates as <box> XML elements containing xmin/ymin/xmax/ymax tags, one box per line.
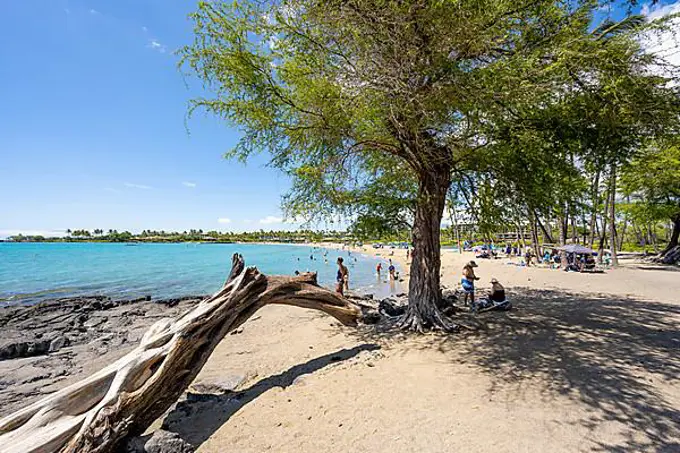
<box><xmin>181</xmin><ymin>0</ymin><xmax>680</xmax><ymax>329</ymax></box>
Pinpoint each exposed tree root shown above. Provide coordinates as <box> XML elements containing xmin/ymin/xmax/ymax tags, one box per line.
<box><xmin>399</xmin><ymin>303</ymin><xmax>459</xmax><ymax>333</ymax></box>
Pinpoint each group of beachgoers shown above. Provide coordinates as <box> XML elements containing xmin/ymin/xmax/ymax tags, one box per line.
<box><xmin>474</xmin><ymin>243</ymin><xmax>608</xmax><ymax>272</ymax></box>
<box><xmin>333</xmin><ymin>256</ymin><xmax>401</xmax><ymax>296</ymax></box>
<box><xmin>461</xmin><ymin>260</ymin><xmax>508</xmax><ymax>312</ymax></box>
<box><xmin>330</xmin><ymin>248</ymin><xmax>510</xmax><ymax>314</ymax></box>
<box><xmin>375</xmin><ymin>258</ymin><xmax>399</xmax><ymax>280</ymax></box>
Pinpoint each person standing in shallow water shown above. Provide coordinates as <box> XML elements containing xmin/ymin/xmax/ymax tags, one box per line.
<box><xmin>336</xmin><ymin>257</ymin><xmax>349</xmax><ymax>295</ymax></box>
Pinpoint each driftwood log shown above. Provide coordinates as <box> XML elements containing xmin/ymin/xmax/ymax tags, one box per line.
<box><xmin>0</xmin><ymin>254</ymin><xmax>362</xmax><ymax>453</ymax></box>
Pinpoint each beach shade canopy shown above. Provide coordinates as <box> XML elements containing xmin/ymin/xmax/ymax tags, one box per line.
<box><xmin>557</xmin><ymin>244</ymin><xmax>596</xmax><ymax>254</ymax></box>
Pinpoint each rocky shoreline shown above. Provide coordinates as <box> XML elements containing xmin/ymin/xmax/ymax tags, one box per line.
<box><xmin>0</xmin><ymin>294</ymin><xmax>205</xmax><ymax>418</ymax></box>
<box><xmin>0</xmin><ymin>291</ymin><xmax>401</xmax><ymax>418</ymax></box>
<box><xmin>0</xmin><ymin>290</ymin><xmax>414</xmax><ymax>452</ymax></box>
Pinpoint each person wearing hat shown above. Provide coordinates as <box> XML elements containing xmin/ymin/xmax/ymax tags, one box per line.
<box><xmin>488</xmin><ymin>278</ymin><xmax>506</xmax><ymax>303</ymax></box>
<box><xmin>461</xmin><ymin>261</ymin><xmax>479</xmax><ymax>307</ymax></box>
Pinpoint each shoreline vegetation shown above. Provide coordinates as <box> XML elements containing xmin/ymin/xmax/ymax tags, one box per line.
<box><xmin>2</xmin><ymin>227</ymin><xmax>670</xmax><ymax>256</ymax></box>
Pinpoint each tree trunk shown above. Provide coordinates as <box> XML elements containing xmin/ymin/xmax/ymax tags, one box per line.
<box><xmin>402</xmin><ymin>169</ymin><xmax>452</xmax><ymax>332</ymax></box>
<box><xmin>609</xmin><ymin>164</ymin><xmax>619</xmax><ymax>267</ymax></box>
<box><xmin>558</xmin><ymin>212</ymin><xmax>568</xmax><ymax>268</ymax></box>
<box><xmin>530</xmin><ymin>211</ymin><xmax>541</xmax><ymax>259</ymax></box>
<box><xmin>633</xmin><ymin>222</ymin><xmax>643</xmax><ymax>251</ymax></box>
<box><xmin>618</xmin><ymin>215</ymin><xmax>628</xmax><ymax>252</ymax></box>
<box><xmin>0</xmin><ymin>255</ymin><xmax>362</xmax><ymax>453</ymax></box>
<box><xmin>651</xmin><ymin>225</ymin><xmax>659</xmax><ymax>253</ymax></box>
<box><xmin>581</xmin><ymin>214</ymin><xmax>587</xmax><ymax>244</ymax></box>
<box><xmin>589</xmin><ymin>169</ymin><xmax>600</xmax><ymax>249</ymax></box>
<box><xmin>597</xmin><ymin>186</ymin><xmax>610</xmax><ymax>264</ymax></box>
<box><xmin>450</xmin><ymin>202</ymin><xmax>462</xmax><ymax>254</ymax></box>
<box><xmin>661</xmin><ymin>214</ymin><xmax>680</xmax><ymax>255</ymax></box>
<box><xmin>535</xmin><ymin>212</ymin><xmax>555</xmax><ymax>244</ymax></box>
<box><xmin>516</xmin><ymin>219</ymin><xmax>527</xmax><ymax>248</ymax></box>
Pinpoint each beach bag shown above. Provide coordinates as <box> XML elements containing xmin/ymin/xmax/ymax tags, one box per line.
<box><xmin>379</xmin><ymin>299</ymin><xmax>406</xmax><ymax>317</ymax></box>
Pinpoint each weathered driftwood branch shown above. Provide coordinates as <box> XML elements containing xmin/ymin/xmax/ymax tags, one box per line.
<box><xmin>0</xmin><ymin>254</ymin><xmax>362</xmax><ymax>453</ymax></box>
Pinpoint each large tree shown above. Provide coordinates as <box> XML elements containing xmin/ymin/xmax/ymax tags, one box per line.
<box><xmin>181</xmin><ymin>0</ymin><xmax>664</xmax><ymax>330</ymax></box>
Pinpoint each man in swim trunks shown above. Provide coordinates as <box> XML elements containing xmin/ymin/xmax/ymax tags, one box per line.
<box><xmin>461</xmin><ymin>260</ymin><xmax>479</xmax><ymax>307</ymax></box>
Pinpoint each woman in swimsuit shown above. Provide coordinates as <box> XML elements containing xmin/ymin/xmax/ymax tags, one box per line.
<box><xmin>336</xmin><ymin>257</ymin><xmax>348</xmax><ymax>295</ymax></box>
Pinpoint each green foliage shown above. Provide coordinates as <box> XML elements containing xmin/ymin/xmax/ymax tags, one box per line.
<box><xmin>621</xmin><ymin>141</ymin><xmax>680</xmax><ymax>223</ymax></box>
<box><xmin>180</xmin><ymin>0</ymin><xmax>635</xmax><ymax>225</ymax></box>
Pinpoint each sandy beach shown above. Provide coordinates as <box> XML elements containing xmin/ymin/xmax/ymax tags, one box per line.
<box><xmin>1</xmin><ymin>246</ymin><xmax>678</xmax><ymax>452</ymax></box>
<box><xmin>174</xmin><ymin>247</ymin><xmax>678</xmax><ymax>453</ymax></box>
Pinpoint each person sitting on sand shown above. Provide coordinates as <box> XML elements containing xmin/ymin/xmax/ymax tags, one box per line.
<box><xmin>461</xmin><ymin>261</ymin><xmax>479</xmax><ymax>307</ymax></box>
<box><xmin>336</xmin><ymin>257</ymin><xmax>348</xmax><ymax>295</ymax></box>
<box><xmin>488</xmin><ymin>278</ymin><xmax>505</xmax><ymax>302</ymax></box>
<box><xmin>543</xmin><ymin>250</ymin><xmax>551</xmax><ymax>264</ymax></box>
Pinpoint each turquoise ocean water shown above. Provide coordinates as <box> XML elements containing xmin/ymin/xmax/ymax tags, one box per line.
<box><xmin>0</xmin><ymin>242</ymin><xmax>398</xmax><ymax>305</ymax></box>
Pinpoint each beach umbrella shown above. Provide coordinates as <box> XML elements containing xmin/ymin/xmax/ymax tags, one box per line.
<box><xmin>556</xmin><ymin>244</ymin><xmax>596</xmax><ymax>254</ymax></box>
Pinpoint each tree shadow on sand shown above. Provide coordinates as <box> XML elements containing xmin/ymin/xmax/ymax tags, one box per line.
<box><xmin>430</xmin><ymin>288</ymin><xmax>680</xmax><ymax>453</ymax></box>
<box><xmin>160</xmin><ymin>343</ymin><xmax>380</xmax><ymax>448</ymax></box>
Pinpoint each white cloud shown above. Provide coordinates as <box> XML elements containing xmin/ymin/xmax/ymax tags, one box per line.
<box><xmin>124</xmin><ymin>182</ymin><xmax>152</xmax><ymax>190</ymax></box>
<box><xmin>89</xmin><ymin>8</ymin><xmax>100</xmax><ymax>15</ymax></box>
<box><xmin>259</xmin><ymin>215</ymin><xmax>283</xmax><ymax>224</ymax></box>
<box><xmin>641</xmin><ymin>2</ymin><xmax>677</xmax><ymax>18</ymax></box>
<box><xmin>641</xmin><ymin>1</ymin><xmax>680</xmax><ymax>75</ymax></box>
<box><xmin>182</xmin><ymin>181</ymin><xmax>197</xmax><ymax>188</ymax></box>
<box><xmin>218</xmin><ymin>217</ymin><xmax>232</xmax><ymax>224</ymax></box>
<box><xmin>147</xmin><ymin>39</ymin><xmax>167</xmax><ymax>53</ymax></box>
<box><xmin>142</xmin><ymin>26</ymin><xmax>148</xmax><ymax>32</ymax></box>
<box><xmin>64</xmin><ymin>8</ymin><xmax>71</xmax><ymax>14</ymax></box>
<box><xmin>104</xmin><ymin>187</ymin><xmax>121</xmax><ymax>193</ymax></box>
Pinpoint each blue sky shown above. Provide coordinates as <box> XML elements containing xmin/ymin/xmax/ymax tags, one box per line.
<box><xmin>1</xmin><ymin>1</ymin><xmax>677</xmax><ymax>238</ymax></box>
<box><xmin>0</xmin><ymin>0</ymin><xmax>297</xmax><ymax>237</ymax></box>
